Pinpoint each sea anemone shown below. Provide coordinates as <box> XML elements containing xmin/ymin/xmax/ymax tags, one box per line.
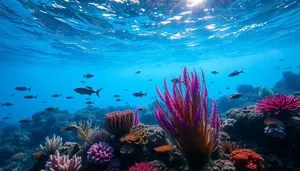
<box><xmin>87</xmin><ymin>142</ymin><xmax>114</xmax><ymax>165</ymax></box>
<box><xmin>42</xmin><ymin>150</ymin><xmax>81</xmax><ymax>171</ymax></box>
<box><xmin>256</xmin><ymin>94</ymin><xmax>300</xmax><ymax>115</ymax></box>
<box><xmin>104</xmin><ymin>110</ymin><xmax>134</xmax><ymax>136</ymax></box>
<box><xmin>230</xmin><ymin>149</ymin><xmax>264</xmax><ymax>171</ymax></box>
<box><xmin>86</xmin><ymin>129</ymin><xmax>110</xmax><ymax>147</ymax></box>
<box><xmin>128</xmin><ymin>162</ymin><xmax>157</xmax><ymax>171</ymax></box>
<box><xmin>155</xmin><ymin>67</ymin><xmax>220</xmax><ymax>171</ymax></box>
<box><xmin>153</xmin><ymin>144</ymin><xmax>173</xmax><ymax>153</ymax></box>
<box><xmin>120</xmin><ymin>129</ymin><xmax>149</xmax><ymax>144</ymax></box>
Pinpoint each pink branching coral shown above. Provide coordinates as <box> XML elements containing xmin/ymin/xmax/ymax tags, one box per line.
<box><xmin>128</xmin><ymin>162</ymin><xmax>157</xmax><ymax>171</ymax></box>
<box><xmin>155</xmin><ymin>66</ymin><xmax>220</xmax><ymax>171</ymax></box>
<box><xmin>256</xmin><ymin>94</ymin><xmax>300</xmax><ymax>115</ymax></box>
<box><xmin>87</xmin><ymin>142</ymin><xmax>114</xmax><ymax>165</ymax></box>
<box><xmin>42</xmin><ymin>150</ymin><xmax>81</xmax><ymax>171</ymax></box>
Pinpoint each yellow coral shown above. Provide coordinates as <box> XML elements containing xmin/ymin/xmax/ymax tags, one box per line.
<box><xmin>120</xmin><ymin>129</ymin><xmax>149</xmax><ymax>144</ymax></box>
<box><xmin>70</xmin><ymin>120</ymin><xmax>99</xmax><ymax>141</ymax></box>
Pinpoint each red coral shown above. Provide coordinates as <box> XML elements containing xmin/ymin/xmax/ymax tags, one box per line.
<box><xmin>256</xmin><ymin>94</ymin><xmax>300</xmax><ymax>115</ymax></box>
<box><xmin>230</xmin><ymin>149</ymin><xmax>264</xmax><ymax>171</ymax></box>
<box><xmin>128</xmin><ymin>162</ymin><xmax>157</xmax><ymax>171</ymax></box>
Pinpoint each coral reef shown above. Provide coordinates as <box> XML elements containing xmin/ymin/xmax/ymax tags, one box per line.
<box><xmin>258</xmin><ymin>87</ymin><xmax>274</xmax><ymax>99</ymax></box>
<box><xmin>128</xmin><ymin>162</ymin><xmax>157</xmax><ymax>171</ymax></box>
<box><xmin>120</xmin><ymin>128</ymin><xmax>149</xmax><ymax>144</ymax></box>
<box><xmin>230</xmin><ymin>149</ymin><xmax>264</xmax><ymax>171</ymax></box>
<box><xmin>273</xmin><ymin>71</ymin><xmax>300</xmax><ymax>93</ymax></box>
<box><xmin>104</xmin><ymin>110</ymin><xmax>134</xmax><ymax>136</ymax></box>
<box><xmin>87</xmin><ymin>142</ymin><xmax>114</xmax><ymax>165</ymax></box>
<box><xmin>40</xmin><ymin>134</ymin><xmax>63</xmax><ymax>155</ymax></box>
<box><xmin>85</xmin><ymin>130</ymin><xmax>110</xmax><ymax>147</ymax></box>
<box><xmin>69</xmin><ymin>120</ymin><xmax>99</xmax><ymax>141</ymax></box>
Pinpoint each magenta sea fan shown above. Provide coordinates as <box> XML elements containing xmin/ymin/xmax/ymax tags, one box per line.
<box><xmin>256</xmin><ymin>94</ymin><xmax>300</xmax><ymax>115</ymax></box>
<box><xmin>87</xmin><ymin>142</ymin><xmax>114</xmax><ymax>165</ymax></box>
<box><xmin>154</xmin><ymin>66</ymin><xmax>220</xmax><ymax>171</ymax></box>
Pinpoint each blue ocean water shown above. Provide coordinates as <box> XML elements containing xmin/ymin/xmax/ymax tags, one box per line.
<box><xmin>0</xmin><ymin>0</ymin><xmax>300</xmax><ymax>123</ymax></box>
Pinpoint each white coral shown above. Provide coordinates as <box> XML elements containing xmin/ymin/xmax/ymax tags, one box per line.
<box><xmin>40</xmin><ymin>134</ymin><xmax>63</xmax><ymax>155</ymax></box>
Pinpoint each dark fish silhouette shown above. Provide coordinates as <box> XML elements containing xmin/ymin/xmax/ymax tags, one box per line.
<box><xmin>66</xmin><ymin>96</ymin><xmax>74</xmax><ymax>99</ymax></box>
<box><xmin>10</xmin><ymin>94</ymin><xmax>15</xmax><ymax>96</ymax></box>
<box><xmin>85</xmin><ymin>101</ymin><xmax>94</xmax><ymax>105</ymax></box>
<box><xmin>42</xmin><ymin>101</ymin><xmax>47</xmax><ymax>104</ymax></box>
<box><xmin>19</xmin><ymin>118</ymin><xmax>32</xmax><ymax>123</ymax></box>
<box><xmin>135</xmin><ymin>71</ymin><xmax>141</xmax><ymax>74</ymax></box>
<box><xmin>85</xmin><ymin>98</ymin><xmax>90</xmax><ymax>101</ymax></box>
<box><xmin>138</xmin><ymin>108</ymin><xmax>144</xmax><ymax>112</ymax></box>
<box><xmin>1</xmin><ymin>102</ymin><xmax>13</xmax><ymax>106</ymax></box>
<box><xmin>210</xmin><ymin>81</ymin><xmax>214</xmax><ymax>84</ymax></box>
<box><xmin>228</xmin><ymin>93</ymin><xmax>243</xmax><ymax>101</ymax></box>
<box><xmin>83</xmin><ymin>74</ymin><xmax>94</xmax><ymax>78</ymax></box>
<box><xmin>218</xmin><ymin>92</ymin><xmax>221</xmax><ymax>94</ymax></box>
<box><xmin>279</xmin><ymin>59</ymin><xmax>285</xmax><ymax>62</ymax></box>
<box><xmin>125</xmin><ymin>102</ymin><xmax>128</xmax><ymax>105</ymax></box>
<box><xmin>148</xmin><ymin>79</ymin><xmax>153</xmax><ymax>81</ymax></box>
<box><xmin>8</xmin><ymin>113</ymin><xmax>12</xmax><ymax>115</ymax></box>
<box><xmin>211</xmin><ymin>71</ymin><xmax>219</xmax><ymax>75</ymax></box>
<box><xmin>24</xmin><ymin>95</ymin><xmax>37</xmax><ymax>99</ymax></box>
<box><xmin>113</xmin><ymin>94</ymin><xmax>121</xmax><ymax>98</ymax></box>
<box><xmin>228</xmin><ymin>70</ymin><xmax>243</xmax><ymax>77</ymax></box>
<box><xmin>125</xmin><ymin>89</ymin><xmax>129</xmax><ymax>91</ymax></box>
<box><xmin>52</xmin><ymin>94</ymin><xmax>61</xmax><ymax>98</ymax></box>
<box><xmin>45</xmin><ymin>107</ymin><xmax>59</xmax><ymax>112</ymax></box>
<box><xmin>116</xmin><ymin>98</ymin><xmax>121</xmax><ymax>102</ymax></box>
<box><xmin>293</xmin><ymin>91</ymin><xmax>300</xmax><ymax>96</ymax></box>
<box><xmin>133</xmin><ymin>92</ymin><xmax>147</xmax><ymax>97</ymax></box>
<box><xmin>80</xmin><ymin>81</ymin><xmax>86</xmax><ymax>83</ymax></box>
<box><xmin>61</xmin><ymin>125</ymin><xmax>77</xmax><ymax>132</ymax></box>
<box><xmin>274</xmin><ymin>66</ymin><xmax>280</xmax><ymax>70</ymax></box>
<box><xmin>286</xmin><ymin>66</ymin><xmax>292</xmax><ymax>70</ymax></box>
<box><xmin>15</xmin><ymin>87</ymin><xmax>31</xmax><ymax>91</ymax></box>
<box><xmin>2</xmin><ymin>117</ymin><xmax>11</xmax><ymax>120</ymax></box>
<box><xmin>74</xmin><ymin>86</ymin><xmax>103</xmax><ymax>97</ymax></box>
<box><xmin>226</xmin><ymin>87</ymin><xmax>230</xmax><ymax>90</ymax></box>
<box><xmin>171</xmin><ymin>78</ymin><xmax>180</xmax><ymax>83</ymax></box>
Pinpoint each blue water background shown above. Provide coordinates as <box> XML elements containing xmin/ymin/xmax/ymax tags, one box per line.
<box><xmin>1</xmin><ymin>0</ymin><xmax>300</xmax><ymax>122</ymax></box>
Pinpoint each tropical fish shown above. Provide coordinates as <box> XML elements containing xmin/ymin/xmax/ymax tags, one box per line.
<box><xmin>148</xmin><ymin>79</ymin><xmax>153</xmax><ymax>81</ymax></box>
<box><xmin>33</xmin><ymin>151</ymin><xmax>43</xmax><ymax>159</ymax></box>
<box><xmin>83</xmin><ymin>74</ymin><xmax>94</xmax><ymax>78</ymax></box>
<box><xmin>291</xmin><ymin>116</ymin><xmax>300</xmax><ymax>121</ymax></box>
<box><xmin>2</xmin><ymin>116</ymin><xmax>11</xmax><ymax>120</ymax></box>
<box><xmin>61</xmin><ymin>125</ymin><xmax>77</xmax><ymax>132</ymax></box>
<box><xmin>228</xmin><ymin>93</ymin><xmax>243</xmax><ymax>101</ymax></box>
<box><xmin>15</xmin><ymin>87</ymin><xmax>31</xmax><ymax>91</ymax></box>
<box><xmin>24</xmin><ymin>95</ymin><xmax>37</xmax><ymax>99</ymax></box>
<box><xmin>135</xmin><ymin>71</ymin><xmax>141</xmax><ymax>74</ymax></box>
<box><xmin>218</xmin><ymin>92</ymin><xmax>221</xmax><ymax>94</ymax></box>
<box><xmin>138</xmin><ymin>107</ymin><xmax>144</xmax><ymax>112</ymax></box>
<box><xmin>113</xmin><ymin>94</ymin><xmax>121</xmax><ymax>98</ymax></box>
<box><xmin>45</xmin><ymin>107</ymin><xmax>59</xmax><ymax>112</ymax></box>
<box><xmin>74</xmin><ymin>86</ymin><xmax>103</xmax><ymax>97</ymax></box>
<box><xmin>12</xmin><ymin>152</ymin><xmax>25</xmax><ymax>159</ymax></box>
<box><xmin>228</xmin><ymin>70</ymin><xmax>243</xmax><ymax>77</ymax></box>
<box><xmin>66</xmin><ymin>96</ymin><xmax>74</xmax><ymax>99</ymax></box>
<box><xmin>286</xmin><ymin>66</ymin><xmax>292</xmax><ymax>70</ymax></box>
<box><xmin>274</xmin><ymin>66</ymin><xmax>280</xmax><ymax>70</ymax></box>
<box><xmin>211</xmin><ymin>71</ymin><xmax>219</xmax><ymax>75</ymax></box>
<box><xmin>116</xmin><ymin>98</ymin><xmax>121</xmax><ymax>102</ymax></box>
<box><xmin>85</xmin><ymin>101</ymin><xmax>94</xmax><ymax>105</ymax></box>
<box><xmin>19</xmin><ymin>118</ymin><xmax>32</xmax><ymax>123</ymax></box>
<box><xmin>1</xmin><ymin>102</ymin><xmax>13</xmax><ymax>106</ymax></box>
<box><xmin>133</xmin><ymin>92</ymin><xmax>147</xmax><ymax>97</ymax></box>
<box><xmin>171</xmin><ymin>78</ymin><xmax>180</xmax><ymax>83</ymax></box>
<box><xmin>226</xmin><ymin>87</ymin><xmax>230</xmax><ymax>90</ymax></box>
<box><xmin>80</xmin><ymin>80</ymin><xmax>86</xmax><ymax>83</ymax></box>
<box><xmin>52</xmin><ymin>94</ymin><xmax>61</xmax><ymax>98</ymax></box>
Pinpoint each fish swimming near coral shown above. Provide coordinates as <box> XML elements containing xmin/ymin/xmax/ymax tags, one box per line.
<box><xmin>86</xmin><ymin>101</ymin><xmax>94</xmax><ymax>105</ymax></box>
<box><xmin>60</xmin><ymin>125</ymin><xmax>77</xmax><ymax>132</ymax></box>
<box><xmin>19</xmin><ymin>118</ymin><xmax>32</xmax><ymax>123</ymax></box>
<box><xmin>52</xmin><ymin>94</ymin><xmax>61</xmax><ymax>98</ymax></box>
<box><xmin>74</xmin><ymin>86</ymin><xmax>103</xmax><ymax>97</ymax></box>
<box><xmin>15</xmin><ymin>86</ymin><xmax>31</xmax><ymax>91</ymax></box>
<box><xmin>211</xmin><ymin>71</ymin><xmax>219</xmax><ymax>75</ymax></box>
<box><xmin>228</xmin><ymin>93</ymin><xmax>243</xmax><ymax>101</ymax></box>
<box><xmin>24</xmin><ymin>95</ymin><xmax>37</xmax><ymax>99</ymax></box>
<box><xmin>171</xmin><ymin>78</ymin><xmax>181</xmax><ymax>83</ymax></box>
<box><xmin>45</xmin><ymin>107</ymin><xmax>59</xmax><ymax>112</ymax></box>
<box><xmin>1</xmin><ymin>102</ymin><xmax>13</xmax><ymax>106</ymax></box>
<box><xmin>2</xmin><ymin>116</ymin><xmax>11</xmax><ymax>120</ymax></box>
<box><xmin>66</xmin><ymin>96</ymin><xmax>74</xmax><ymax>99</ymax></box>
<box><xmin>83</xmin><ymin>74</ymin><xmax>94</xmax><ymax>78</ymax></box>
<box><xmin>133</xmin><ymin>92</ymin><xmax>147</xmax><ymax>97</ymax></box>
<box><xmin>228</xmin><ymin>70</ymin><xmax>244</xmax><ymax>77</ymax></box>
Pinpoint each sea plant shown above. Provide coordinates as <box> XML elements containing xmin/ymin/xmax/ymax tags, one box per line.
<box><xmin>40</xmin><ymin>134</ymin><xmax>63</xmax><ymax>155</ymax></box>
<box><xmin>70</xmin><ymin>120</ymin><xmax>99</xmax><ymax>141</ymax></box>
<box><xmin>154</xmin><ymin>66</ymin><xmax>220</xmax><ymax>171</ymax></box>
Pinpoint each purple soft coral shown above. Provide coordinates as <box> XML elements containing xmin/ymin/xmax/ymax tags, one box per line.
<box><xmin>87</xmin><ymin>142</ymin><xmax>114</xmax><ymax>165</ymax></box>
<box><xmin>154</xmin><ymin>66</ymin><xmax>220</xmax><ymax>171</ymax></box>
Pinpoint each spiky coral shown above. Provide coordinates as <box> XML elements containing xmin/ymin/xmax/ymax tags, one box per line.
<box><xmin>128</xmin><ymin>162</ymin><xmax>157</xmax><ymax>171</ymax></box>
<box><xmin>40</xmin><ymin>134</ymin><xmax>63</xmax><ymax>155</ymax></box>
<box><xmin>230</xmin><ymin>149</ymin><xmax>264</xmax><ymax>171</ymax></box>
<box><xmin>256</xmin><ymin>94</ymin><xmax>300</xmax><ymax>115</ymax></box>
<box><xmin>154</xmin><ymin>144</ymin><xmax>173</xmax><ymax>153</ymax></box>
<box><xmin>120</xmin><ymin>129</ymin><xmax>149</xmax><ymax>144</ymax></box>
<box><xmin>42</xmin><ymin>150</ymin><xmax>81</xmax><ymax>171</ymax></box>
<box><xmin>104</xmin><ymin>110</ymin><xmax>134</xmax><ymax>136</ymax></box>
<box><xmin>70</xmin><ymin>120</ymin><xmax>99</xmax><ymax>141</ymax></box>
<box><xmin>154</xmin><ymin>67</ymin><xmax>220</xmax><ymax>171</ymax></box>
<box><xmin>86</xmin><ymin>129</ymin><xmax>110</xmax><ymax>147</ymax></box>
<box><xmin>87</xmin><ymin>142</ymin><xmax>114</xmax><ymax>165</ymax></box>
<box><xmin>219</xmin><ymin>141</ymin><xmax>239</xmax><ymax>154</ymax></box>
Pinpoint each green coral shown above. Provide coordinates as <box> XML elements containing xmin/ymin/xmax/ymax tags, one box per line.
<box><xmin>258</xmin><ymin>87</ymin><xmax>274</xmax><ymax>99</ymax></box>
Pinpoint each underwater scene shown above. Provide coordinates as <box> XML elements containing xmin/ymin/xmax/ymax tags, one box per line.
<box><xmin>1</xmin><ymin>0</ymin><xmax>300</xmax><ymax>170</ymax></box>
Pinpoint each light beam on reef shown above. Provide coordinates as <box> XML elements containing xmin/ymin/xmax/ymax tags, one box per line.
<box><xmin>186</xmin><ymin>0</ymin><xmax>204</xmax><ymax>7</ymax></box>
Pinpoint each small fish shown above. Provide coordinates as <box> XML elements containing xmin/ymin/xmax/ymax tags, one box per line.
<box><xmin>135</xmin><ymin>71</ymin><xmax>141</xmax><ymax>74</ymax></box>
<box><xmin>133</xmin><ymin>92</ymin><xmax>147</xmax><ymax>97</ymax></box>
<box><xmin>228</xmin><ymin>70</ymin><xmax>244</xmax><ymax>77</ymax></box>
<box><xmin>138</xmin><ymin>107</ymin><xmax>144</xmax><ymax>112</ymax></box>
<box><xmin>2</xmin><ymin>116</ymin><xmax>11</xmax><ymax>120</ymax></box>
<box><xmin>10</xmin><ymin>94</ymin><xmax>15</xmax><ymax>96</ymax></box>
<box><xmin>61</xmin><ymin>125</ymin><xmax>77</xmax><ymax>132</ymax></box>
<box><xmin>125</xmin><ymin>102</ymin><xmax>128</xmax><ymax>105</ymax></box>
<box><xmin>125</xmin><ymin>89</ymin><xmax>129</xmax><ymax>91</ymax></box>
<box><xmin>113</xmin><ymin>94</ymin><xmax>121</xmax><ymax>98</ymax></box>
<box><xmin>52</xmin><ymin>94</ymin><xmax>61</xmax><ymax>98</ymax></box>
<box><xmin>274</xmin><ymin>66</ymin><xmax>280</xmax><ymax>70</ymax></box>
<box><xmin>12</xmin><ymin>152</ymin><xmax>25</xmax><ymax>159</ymax></box>
<box><xmin>8</xmin><ymin>113</ymin><xmax>12</xmax><ymax>115</ymax></box>
<box><xmin>279</xmin><ymin>59</ymin><xmax>285</xmax><ymax>62</ymax></box>
<box><xmin>80</xmin><ymin>81</ymin><xmax>86</xmax><ymax>83</ymax></box>
<box><xmin>83</xmin><ymin>74</ymin><xmax>94</xmax><ymax>78</ymax></box>
<box><xmin>74</xmin><ymin>86</ymin><xmax>103</xmax><ymax>97</ymax></box>
<box><xmin>1</xmin><ymin>102</ymin><xmax>13</xmax><ymax>106</ymax></box>
<box><xmin>293</xmin><ymin>91</ymin><xmax>300</xmax><ymax>96</ymax></box>
<box><xmin>19</xmin><ymin>118</ymin><xmax>32</xmax><ymax>123</ymax></box>
<box><xmin>15</xmin><ymin>87</ymin><xmax>31</xmax><ymax>91</ymax></box>
<box><xmin>85</xmin><ymin>98</ymin><xmax>90</xmax><ymax>101</ymax></box>
<box><xmin>171</xmin><ymin>78</ymin><xmax>180</xmax><ymax>83</ymax></box>
<box><xmin>218</xmin><ymin>92</ymin><xmax>221</xmax><ymax>94</ymax></box>
<box><xmin>66</xmin><ymin>96</ymin><xmax>74</xmax><ymax>99</ymax></box>
<box><xmin>86</xmin><ymin>101</ymin><xmax>94</xmax><ymax>105</ymax></box>
<box><xmin>45</xmin><ymin>107</ymin><xmax>59</xmax><ymax>112</ymax></box>
<box><xmin>148</xmin><ymin>79</ymin><xmax>153</xmax><ymax>81</ymax></box>
<box><xmin>228</xmin><ymin>93</ymin><xmax>243</xmax><ymax>101</ymax></box>
<box><xmin>116</xmin><ymin>98</ymin><xmax>121</xmax><ymax>102</ymax></box>
<box><xmin>24</xmin><ymin>95</ymin><xmax>37</xmax><ymax>99</ymax></box>
<box><xmin>41</xmin><ymin>101</ymin><xmax>47</xmax><ymax>103</ymax></box>
<box><xmin>210</xmin><ymin>81</ymin><xmax>214</xmax><ymax>84</ymax></box>
<box><xmin>211</xmin><ymin>71</ymin><xmax>219</xmax><ymax>75</ymax></box>
<box><xmin>286</xmin><ymin>66</ymin><xmax>292</xmax><ymax>70</ymax></box>
<box><xmin>226</xmin><ymin>87</ymin><xmax>230</xmax><ymax>90</ymax></box>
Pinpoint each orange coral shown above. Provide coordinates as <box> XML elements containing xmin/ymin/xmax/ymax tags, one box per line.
<box><xmin>219</xmin><ymin>141</ymin><xmax>239</xmax><ymax>154</ymax></box>
<box><xmin>120</xmin><ymin>129</ymin><xmax>149</xmax><ymax>144</ymax></box>
<box><xmin>230</xmin><ymin>149</ymin><xmax>264</xmax><ymax>171</ymax></box>
<box><xmin>264</xmin><ymin>118</ymin><xmax>279</xmax><ymax>126</ymax></box>
<box><xmin>33</xmin><ymin>151</ymin><xmax>43</xmax><ymax>159</ymax></box>
<box><xmin>154</xmin><ymin>144</ymin><xmax>173</xmax><ymax>153</ymax></box>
